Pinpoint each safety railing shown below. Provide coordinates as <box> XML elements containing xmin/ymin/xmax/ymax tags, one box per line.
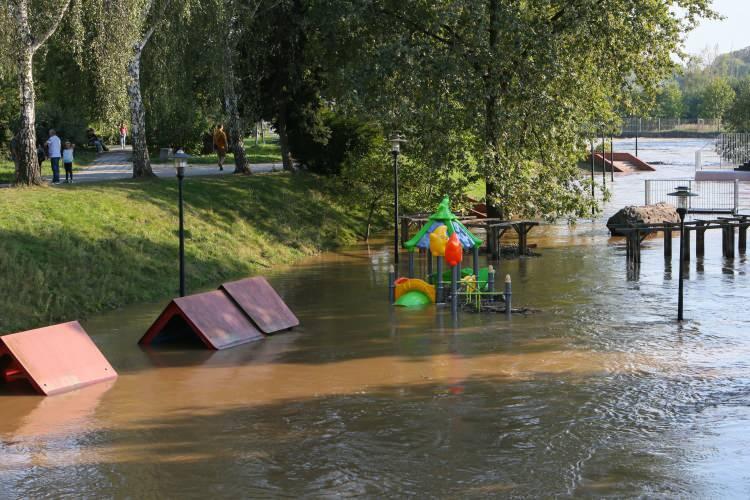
<box><xmin>645</xmin><ymin>179</ymin><xmax>739</xmax><ymax>214</ymax></box>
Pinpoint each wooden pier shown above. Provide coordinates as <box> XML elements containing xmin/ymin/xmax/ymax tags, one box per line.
<box><xmin>613</xmin><ymin>216</ymin><xmax>750</xmax><ymax>266</ymax></box>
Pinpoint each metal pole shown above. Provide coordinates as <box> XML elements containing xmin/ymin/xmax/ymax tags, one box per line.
<box><xmin>636</xmin><ymin>117</ymin><xmax>640</xmax><ymax>157</ymax></box>
<box><xmin>451</xmin><ymin>265</ymin><xmax>459</xmax><ymax>315</ymax></box>
<box><xmin>472</xmin><ymin>245</ymin><xmax>479</xmax><ymax>280</ymax></box>
<box><xmin>590</xmin><ymin>138</ymin><xmax>595</xmax><ymax>216</ymax></box>
<box><xmin>678</xmin><ymin>210</ymin><xmax>685</xmax><ymax>321</ymax></box>
<box><xmin>392</xmin><ymin>150</ymin><xmax>400</xmax><ymax>264</ymax></box>
<box><xmin>601</xmin><ymin>132</ymin><xmax>606</xmax><ymax>188</ymax></box>
<box><xmin>388</xmin><ymin>265</ymin><xmax>396</xmax><ymax>303</ymax></box>
<box><xmin>178</xmin><ymin>169</ymin><xmax>186</xmax><ymax>297</ymax></box>
<box><xmin>610</xmin><ymin>134</ymin><xmax>614</xmax><ymax>182</ymax></box>
<box><xmin>408</xmin><ymin>251</ymin><xmax>414</xmax><ymax>278</ymax></box>
<box><xmin>487</xmin><ymin>265</ymin><xmax>495</xmax><ymax>302</ymax></box>
<box><xmin>504</xmin><ymin>274</ymin><xmax>512</xmax><ymax>319</ymax></box>
<box><xmin>436</xmin><ymin>256</ymin><xmax>444</xmax><ymax>303</ymax></box>
<box><xmin>427</xmin><ymin>249</ymin><xmax>433</xmax><ymax>283</ymax></box>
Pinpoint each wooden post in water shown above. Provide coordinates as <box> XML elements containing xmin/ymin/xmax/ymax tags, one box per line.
<box><xmin>738</xmin><ymin>221</ymin><xmax>748</xmax><ymax>254</ymax></box>
<box><xmin>695</xmin><ymin>221</ymin><xmax>706</xmax><ymax>258</ymax></box>
<box><xmin>682</xmin><ymin>227</ymin><xmax>691</xmax><ymax>262</ymax></box>
<box><xmin>722</xmin><ymin>224</ymin><xmax>735</xmax><ymax>258</ymax></box>
<box><xmin>663</xmin><ymin>223</ymin><xmax>672</xmax><ymax>258</ymax></box>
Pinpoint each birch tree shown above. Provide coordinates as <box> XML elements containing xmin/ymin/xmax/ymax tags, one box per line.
<box><xmin>3</xmin><ymin>0</ymin><xmax>74</xmax><ymax>185</ymax></box>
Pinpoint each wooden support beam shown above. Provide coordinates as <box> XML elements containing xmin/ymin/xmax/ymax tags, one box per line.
<box><xmin>682</xmin><ymin>227</ymin><xmax>691</xmax><ymax>262</ymax></box>
<box><xmin>662</xmin><ymin>223</ymin><xmax>672</xmax><ymax>258</ymax></box>
<box><xmin>695</xmin><ymin>221</ymin><xmax>706</xmax><ymax>258</ymax></box>
<box><xmin>723</xmin><ymin>224</ymin><xmax>735</xmax><ymax>259</ymax></box>
<box><xmin>739</xmin><ymin>224</ymin><xmax>748</xmax><ymax>254</ymax></box>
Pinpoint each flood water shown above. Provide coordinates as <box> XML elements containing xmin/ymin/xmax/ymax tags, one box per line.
<box><xmin>3</xmin><ymin>138</ymin><xmax>750</xmax><ymax>497</ymax></box>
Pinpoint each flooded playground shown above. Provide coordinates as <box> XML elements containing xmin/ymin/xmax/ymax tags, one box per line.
<box><xmin>3</xmin><ymin>138</ymin><xmax>750</xmax><ymax>497</ymax></box>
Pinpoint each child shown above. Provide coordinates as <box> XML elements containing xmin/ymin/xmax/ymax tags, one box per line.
<box><xmin>62</xmin><ymin>141</ymin><xmax>75</xmax><ymax>183</ymax></box>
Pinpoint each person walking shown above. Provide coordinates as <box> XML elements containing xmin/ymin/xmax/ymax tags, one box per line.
<box><xmin>45</xmin><ymin>129</ymin><xmax>61</xmax><ymax>184</ymax></box>
<box><xmin>62</xmin><ymin>141</ymin><xmax>75</xmax><ymax>183</ymax></box>
<box><xmin>119</xmin><ymin>122</ymin><xmax>128</xmax><ymax>150</ymax></box>
<box><xmin>213</xmin><ymin>124</ymin><xmax>228</xmax><ymax>171</ymax></box>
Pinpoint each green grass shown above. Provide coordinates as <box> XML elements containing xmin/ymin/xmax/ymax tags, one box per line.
<box><xmin>0</xmin><ymin>172</ymin><xmax>364</xmax><ymax>333</ymax></box>
<box><xmin>177</xmin><ymin>136</ymin><xmax>283</xmax><ymax>165</ymax></box>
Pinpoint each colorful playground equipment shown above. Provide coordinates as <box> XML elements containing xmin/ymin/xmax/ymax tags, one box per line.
<box><xmin>389</xmin><ymin>196</ymin><xmax>510</xmax><ymax>313</ymax></box>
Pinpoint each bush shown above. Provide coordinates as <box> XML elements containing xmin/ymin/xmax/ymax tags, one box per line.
<box><xmin>35</xmin><ymin>102</ymin><xmax>89</xmax><ymax>146</ymax></box>
<box><xmin>289</xmin><ymin>110</ymin><xmax>381</xmax><ymax>176</ymax></box>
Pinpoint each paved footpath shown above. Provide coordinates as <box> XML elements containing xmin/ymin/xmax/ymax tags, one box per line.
<box><xmin>39</xmin><ymin>146</ymin><xmax>281</xmax><ymax>185</ymax></box>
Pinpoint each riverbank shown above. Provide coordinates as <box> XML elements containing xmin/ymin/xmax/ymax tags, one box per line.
<box><xmin>0</xmin><ymin>172</ymin><xmax>365</xmax><ymax>333</ymax></box>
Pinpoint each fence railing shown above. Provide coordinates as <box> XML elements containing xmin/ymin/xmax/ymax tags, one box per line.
<box><xmin>622</xmin><ymin>117</ymin><xmax>722</xmax><ymax>134</ymax></box>
<box><xmin>717</xmin><ymin>133</ymin><xmax>750</xmax><ymax>167</ymax></box>
<box><xmin>645</xmin><ymin>179</ymin><xmax>739</xmax><ymax>214</ymax></box>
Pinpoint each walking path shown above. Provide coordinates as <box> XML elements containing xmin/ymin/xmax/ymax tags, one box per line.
<box><xmin>22</xmin><ymin>146</ymin><xmax>282</xmax><ymax>186</ymax></box>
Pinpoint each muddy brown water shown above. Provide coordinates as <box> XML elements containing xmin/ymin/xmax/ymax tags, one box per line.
<box><xmin>3</xmin><ymin>138</ymin><xmax>750</xmax><ymax>497</ymax></box>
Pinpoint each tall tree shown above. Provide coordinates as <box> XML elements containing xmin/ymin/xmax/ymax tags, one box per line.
<box><xmin>326</xmin><ymin>0</ymin><xmax>715</xmax><ymax>220</ymax></box>
<box><xmin>699</xmin><ymin>76</ymin><xmax>735</xmax><ymax>123</ymax></box>
<box><xmin>220</xmin><ymin>0</ymin><xmax>258</xmax><ymax>174</ymax></box>
<box><xmin>127</xmin><ymin>0</ymin><xmax>170</xmax><ymax>177</ymax></box>
<box><xmin>4</xmin><ymin>0</ymin><xmax>73</xmax><ymax>185</ymax></box>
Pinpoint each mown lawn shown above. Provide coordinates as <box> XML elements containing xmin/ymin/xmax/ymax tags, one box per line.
<box><xmin>188</xmin><ymin>136</ymin><xmax>283</xmax><ymax>165</ymax></box>
<box><xmin>0</xmin><ymin>172</ymin><xmax>364</xmax><ymax>333</ymax></box>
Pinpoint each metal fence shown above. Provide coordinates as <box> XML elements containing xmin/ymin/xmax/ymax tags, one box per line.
<box><xmin>645</xmin><ymin>179</ymin><xmax>739</xmax><ymax>214</ymax></box>
<box><xmin>622</xmin><ymin>117</ymin><xmax>722</xmax><ymax>134</ymax></box>
<box><xmin>717</xmin><ymin>133</ymin><xmax>750</xmax><ymax>166</ymax></box>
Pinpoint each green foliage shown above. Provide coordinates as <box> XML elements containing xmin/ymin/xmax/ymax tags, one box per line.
<box><xmin>698</xmin><ymin>77</ymin><xmax>735</xmax><ymax>120</ymax></box>
<box><xmin>655</xmin><ymin>81</ymin><xmax>684</xmax><ymax>118</ymax></box>
<box><xmin>290</xmin><ymin>110</ymin><xmax>381</xmax><ymax>176</ymax></box>
<box><xmin>726</xmin><ymin>78</ymin><xmax>750</xmax><ymax>131</ymax></box>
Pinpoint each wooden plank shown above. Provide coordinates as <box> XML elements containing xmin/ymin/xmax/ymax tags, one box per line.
<box><xmin>0</xmin><ymin>321</ymin><xmax>117</xmax><ymax>396</ymax></box>
<box><xmin>221</xmin><ymin>277</ymin><xmax>300</xmax><ymax>334</ymax></box>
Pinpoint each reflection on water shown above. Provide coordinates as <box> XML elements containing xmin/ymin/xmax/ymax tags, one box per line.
<box><xmin>2</xmin><ymin>139</ymin><xmax>750</xmax><ymax>497</ymax></box>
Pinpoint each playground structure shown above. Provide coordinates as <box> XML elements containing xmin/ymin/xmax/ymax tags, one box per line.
<box><xmin>388</xmin><ymin>197</ymin><xmax>514</xmax><ymax>315</ymax></box>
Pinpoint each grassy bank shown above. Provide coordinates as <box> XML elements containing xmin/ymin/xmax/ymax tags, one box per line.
<box><xmin>0</xmin><ymin>172</ymin><xmax>363</xmax><ymax>333</ymax></box>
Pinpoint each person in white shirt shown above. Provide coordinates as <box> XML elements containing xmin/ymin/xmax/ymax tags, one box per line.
<box><xmin>45</xmin><ymin>129</ymin><xmax>62</xmax><ymax>184</ymax></box>
<box><xmin>62</xmin><ymin>141</ymin><xmax>75</xmax><ymax>183</ymax></box>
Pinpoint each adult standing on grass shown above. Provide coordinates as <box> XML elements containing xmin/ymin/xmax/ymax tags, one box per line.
<box><xmin>45</xmin><ymin>129</ymin><xmax>61</xmax><ymax>184</ymax></box>
<box><xmin>213</xmin><ymin>124</ymin><xmax>228</xmax><ymax>171</ymax></box>
<box><xmin>119</xmin><ymin>122</ymin><xmax>128</xmax><ymax>150</ymax></box>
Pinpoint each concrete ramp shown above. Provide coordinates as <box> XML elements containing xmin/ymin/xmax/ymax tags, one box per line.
<box><xmin>0</xmin><ymin>321</ymin><xmax>117</xmax><ymax>396</ymax></box>
<box><xmin>591</xmin><ymin>152</ymin><xmax>655</xmax><ymax>172</ymax></box>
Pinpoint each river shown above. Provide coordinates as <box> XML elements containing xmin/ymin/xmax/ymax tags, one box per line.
<box><xmin>2</xmin><ymin>138</ymin><xmax>750</xmax><ymax>497</ymax></box>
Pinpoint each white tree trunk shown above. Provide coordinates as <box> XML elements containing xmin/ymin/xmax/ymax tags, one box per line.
<box><xmin>128</xmin><ymin>51</ymin><xmax>154</xmax><ymax>177</ymax></box>
<box><xmin>9</xmin><ymin>0</ymin><xmax>71</xmax><ymax>185</ymax></box>
<box><xmin>16</xmin><ymin>50</ymin><xmax>41</xmax><ymax>185</ymax></box>
<box><xmin>223</xmin><ymin>43</ymin><xmax>250</xmax><ymax>174</ymax></box>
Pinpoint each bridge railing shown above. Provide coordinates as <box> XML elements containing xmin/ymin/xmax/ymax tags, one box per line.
<box><xmin>645</xmin><ymin>179</ymin><xmax>739</xmax><ymax>214</ymax></box>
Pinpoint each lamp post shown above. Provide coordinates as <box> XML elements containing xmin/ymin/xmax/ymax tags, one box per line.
<box><xmin>668</xmin><ymin>186</ymin><xmax>698</xmax><ymax>321</ymax></box>
<box><xmin>174</xmin><ymin>151</ymin><xmax>190</xmax><ymax>297</ymax></box>
<box><xmin>390</xmin><ymin>132</ymin><xmax>406</xmax><ymax>264</ymax></box>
